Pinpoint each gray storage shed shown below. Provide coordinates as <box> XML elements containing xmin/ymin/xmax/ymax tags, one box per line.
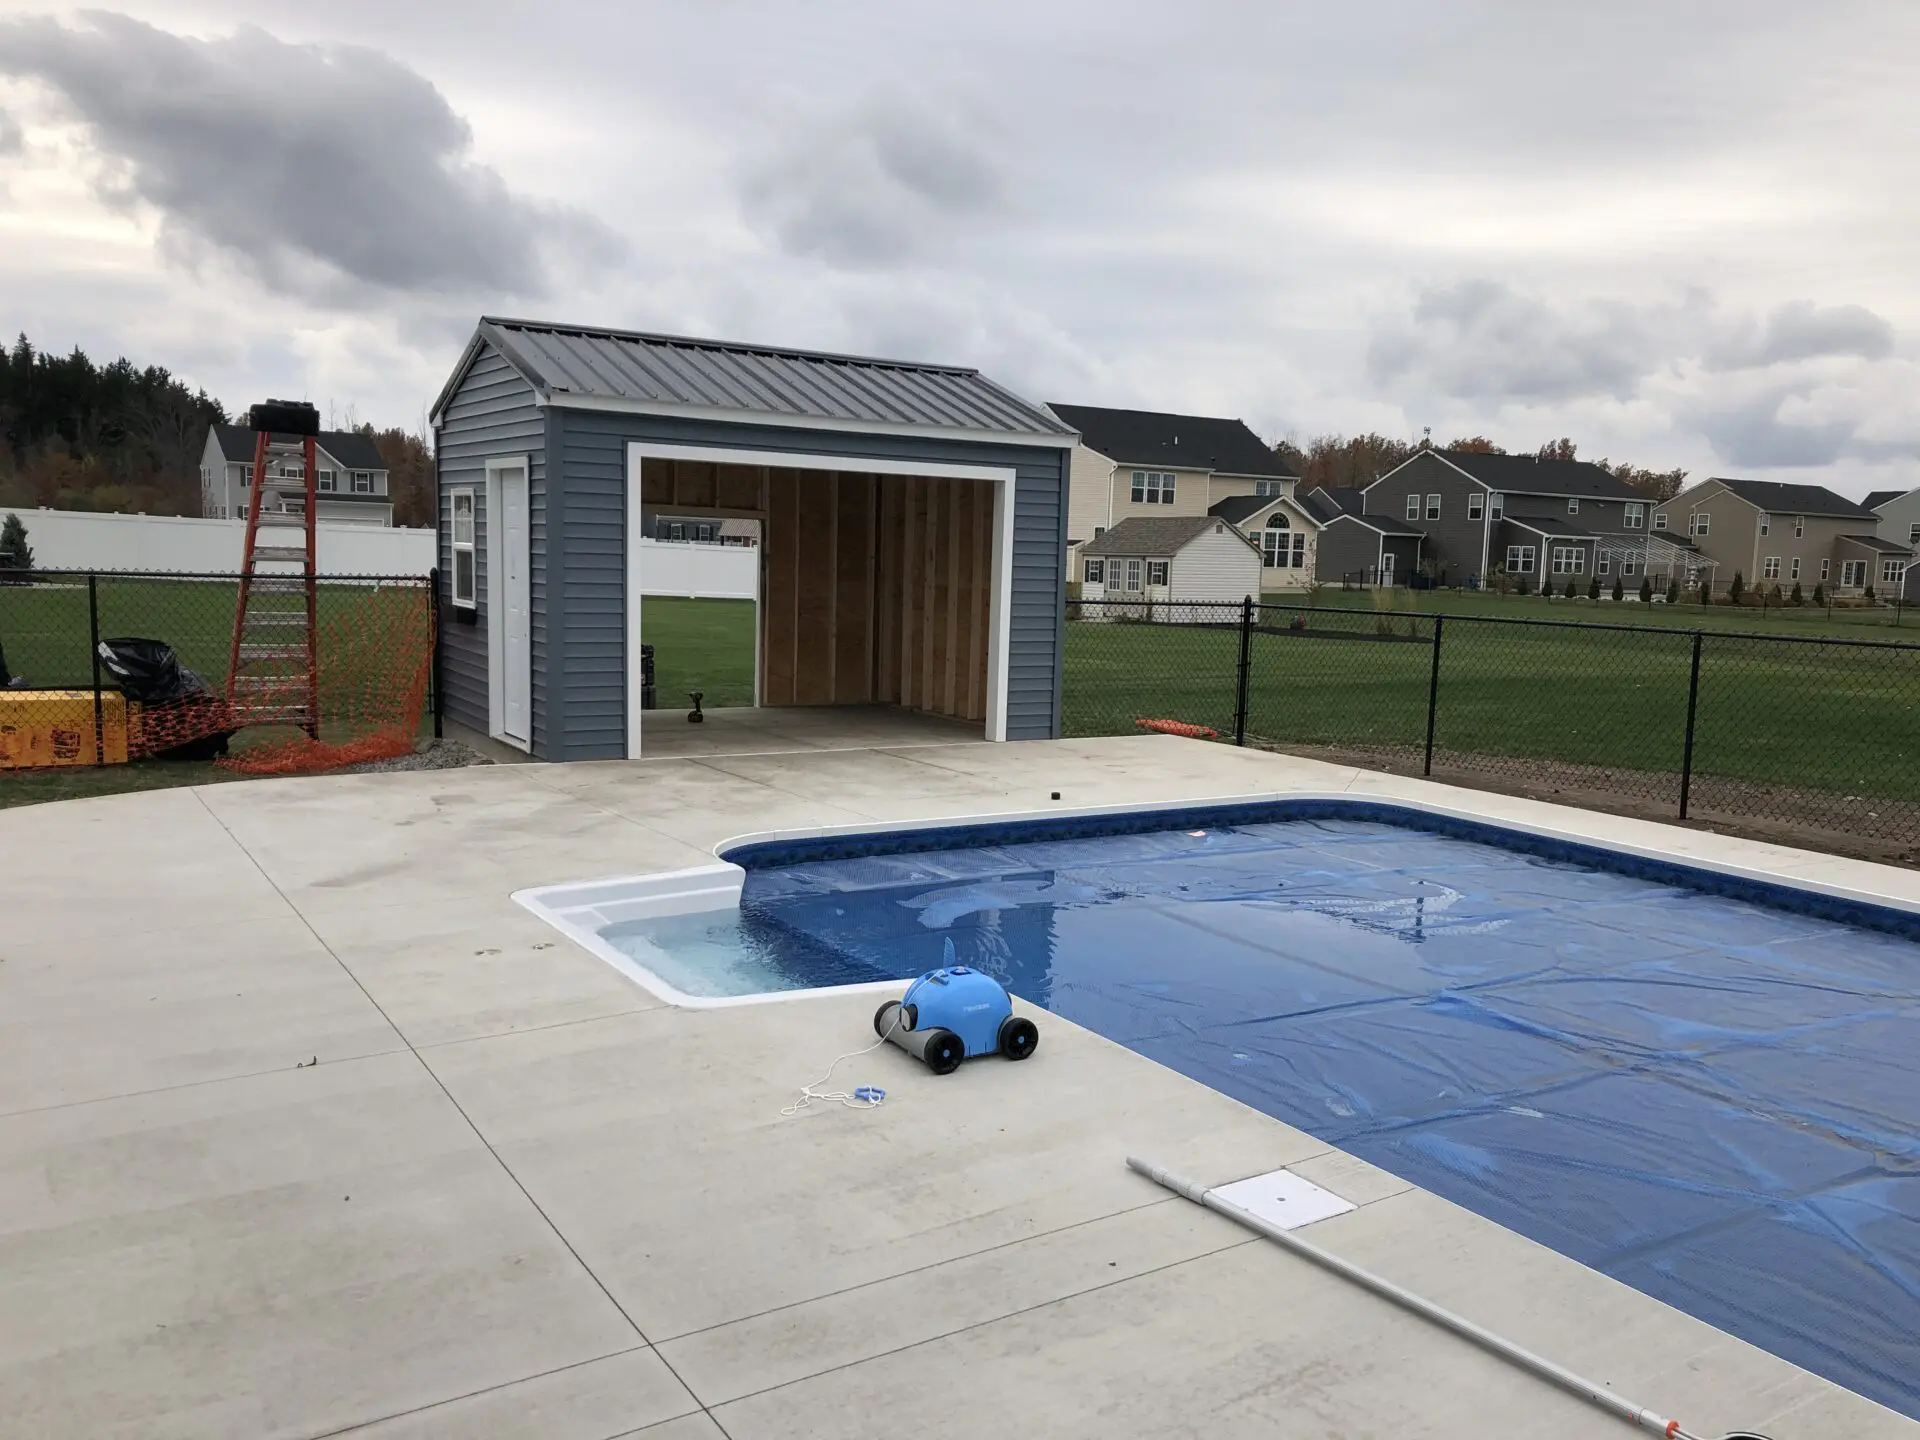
<box><xmin>429</xmin><ymin>317</ymin><xmax>1077</xmax><ymax>759</ymax></box>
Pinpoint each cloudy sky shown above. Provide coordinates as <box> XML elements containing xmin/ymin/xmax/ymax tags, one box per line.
<box><xmin>2</xmin><ymin>2</ymin><xmax>1916</xmax><ymax>494</ymax></box>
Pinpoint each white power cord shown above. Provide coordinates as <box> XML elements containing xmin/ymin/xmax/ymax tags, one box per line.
<box><xmin>780</xmin><ymin>1009</ymin><xmax>900</xmax><ymax>1117</ymax></box>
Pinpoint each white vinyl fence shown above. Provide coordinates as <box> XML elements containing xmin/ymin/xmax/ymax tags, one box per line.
<box><xmin>3</xmin><ymin>507</ymin><xmax>434</xmax><ymax>575</ymax></box>
<box><xmin>635</xmin><ymin>537</ymin><xmax>758</xmax><ymax>599</ymax></box>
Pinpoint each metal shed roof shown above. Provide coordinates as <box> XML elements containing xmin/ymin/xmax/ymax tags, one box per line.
<box><xmin>431</xmin><ymin>317</ymin><xmax>1074</xmax><ymax>444</ymax></box>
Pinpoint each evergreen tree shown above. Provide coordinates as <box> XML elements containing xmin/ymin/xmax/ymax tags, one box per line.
<box><xmin>0</xmin><ymin>512</ymin><xmax>31</xmax><ymax>572</ymax></box>
<box><xmin>1612</xmin><ymin>576</ymin><xmax>1624</xmax><ymax>602</ymax></box>
<box><xmin>1639</xmin><ymin>576</ymin><xmax>1653</xmax><ymax>604</ymax></box>
<box><xmin>1729</xmin><ymin>571</ymin><xmax>1745</xmax><ymax>603</ymax></box>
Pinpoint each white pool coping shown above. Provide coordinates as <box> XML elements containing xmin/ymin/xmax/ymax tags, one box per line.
<box><xmin>513</xmin><ymin>787</ymin><xmax>1920</xmax><ymax>1010</ymax></box>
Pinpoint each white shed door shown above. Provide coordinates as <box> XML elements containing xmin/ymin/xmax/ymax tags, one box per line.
<box><xmin>498</xmin><ymin>466</ymin><xmax>531</xmax><ymax>742</ymax></box>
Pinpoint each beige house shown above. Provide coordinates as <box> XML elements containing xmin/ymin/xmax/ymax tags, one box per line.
<box><xmin>1206</xmin><ymin>492</ymin><xmax>1322</xmax><ymax>591</ymax></box>
<box><xmin>1048</xmin><ymin>403</ymin><xmax>1298</xmax><ymax>580</ymax></box>
<box><xmin>1652</xmin><ymin>478</ymin><xmax>1908</xmax><ymax>596</ymax></box>
<box><xmin>1076</xmin><ymin>515</ymin><xmax>1262</xmax><ymax>611</ymax></box>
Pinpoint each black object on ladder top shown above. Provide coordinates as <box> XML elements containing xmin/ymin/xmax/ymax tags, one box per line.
<box><xmin>226</xmin><ymin>399</ymin><xmax>323</xmax><ymax>739</ymax></box>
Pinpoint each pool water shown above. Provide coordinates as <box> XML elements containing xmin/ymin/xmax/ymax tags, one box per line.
<box><xmin>604</xmin><ymin>815</ymin><xmax>1920</xmax><ymax>1416</ymax></box>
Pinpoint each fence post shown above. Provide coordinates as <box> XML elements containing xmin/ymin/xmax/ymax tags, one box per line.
<box><xmin>1422</xmin><ymin>614</ymin><xmax>1445</xmax><ymax>776</ymax></box>
<box><xmin>87</xmin><ymin>572</ymin><xmax>104</xmax><ymax>766</ymax></box>
<box><xmin>429</xmin><ymin>567</ymin><xmax>444</xmax><ymax>740</ymax></box>
<box><xmin>1678</xmin><ymin>630</ymin><xmax>1704</xmax><ymax>820</ymax></box>
<box><xmin>1232</xmin><ymin>595</ymin><xmax>1253</xmax><ymax>746</ymax></box>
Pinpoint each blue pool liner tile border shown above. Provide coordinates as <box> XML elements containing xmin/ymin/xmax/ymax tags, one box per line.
<box><xmin>720</xmin><ymin>798</ymin><xmax>1920</xmax><ymax>942</ymax></box>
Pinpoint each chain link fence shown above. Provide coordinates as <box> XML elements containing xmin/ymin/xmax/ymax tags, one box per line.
<box><xmin>1063</xmin><ymin>598</ymin><xmax>1920</xmax><ymax>853</ymax></box>
<box><xmin>0</xmin><ymin>569</ymin><xmax>439</xmax><ymax>770</ymax></box>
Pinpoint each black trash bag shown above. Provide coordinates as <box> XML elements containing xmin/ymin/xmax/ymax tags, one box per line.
<box><xmin>95</xmin><ymin>637</ymin><xmax>206</xmax><ymax>703</ymax></box>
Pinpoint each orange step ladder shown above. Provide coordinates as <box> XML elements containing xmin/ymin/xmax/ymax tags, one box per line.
<box><xmin>226</xmin><ymin>400</ymin><xmax>321</xmax><ymax>737</ymax></box>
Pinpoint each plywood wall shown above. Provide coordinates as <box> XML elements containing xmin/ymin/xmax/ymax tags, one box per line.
<box><xmin>759</xmin><ymin>470</ymin><xmax>991</xmax><ymax>722</ymax></box>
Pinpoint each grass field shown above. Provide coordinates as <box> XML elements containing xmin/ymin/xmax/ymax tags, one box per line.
<box><xmin>1064</xmin><ymin>607</ymin><xmax>1920</xmax><ymax>808</ymax></box>
<box><xmin>642</xmin><ymin>596</ymin><xmax>757</xmax><ymax>709</ymax></box>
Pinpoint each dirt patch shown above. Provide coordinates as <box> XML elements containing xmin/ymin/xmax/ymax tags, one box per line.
<box><xmin>1253</xmin><ymin>739</ymin><xmax>1919</xmax><ymax>869</ymax></box>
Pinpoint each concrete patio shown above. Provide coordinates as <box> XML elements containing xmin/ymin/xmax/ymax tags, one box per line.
<box><xmin>2</xmin><ymin>734</ymin><xmax>1916</xmax><ymax>1439</ymax></box>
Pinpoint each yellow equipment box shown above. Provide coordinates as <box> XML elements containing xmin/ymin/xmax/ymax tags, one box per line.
<box><xmin>0</xmin><ymin>690</ymin><xmax>131</xmax><ymax>768</ymax></box>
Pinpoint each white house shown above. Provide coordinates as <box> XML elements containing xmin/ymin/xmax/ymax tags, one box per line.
<box><xmin>199</xmin><ymin>424</ymin><xmax>395</xmax><ymax>526</ymax></box>
<box><xmin>1077</xmin><ymin>515</ymin><xmax>1262</xmax><ymax>610</ymax></box>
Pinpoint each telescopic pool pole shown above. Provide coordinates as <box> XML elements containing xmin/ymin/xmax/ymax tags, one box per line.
<box><xmin>1127</xmin><ymin>1157</ymin><xmax>1752</xmax><ymax>1440</ymax></box>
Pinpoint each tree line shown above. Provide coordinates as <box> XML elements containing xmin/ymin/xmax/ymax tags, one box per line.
<box><xmin>0</xmin><ymin>333</ymin><xmax>434</xmax><ymax>527</ymax></box>
<box><xmin>1275</xmin><ymin>432</ymin><xmax>1687</xmax><ymax>501</ymax></box>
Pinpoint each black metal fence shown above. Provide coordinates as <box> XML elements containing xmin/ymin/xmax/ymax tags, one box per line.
<box><xmin>0</xmin><ymin>568</ymin><xmax>439</xmax><ymax>767</ymax></box>
<box><xmin>1063</xmin><ymin>598</ymin><xmax>1920</xmax><ymax>851</ymax></box>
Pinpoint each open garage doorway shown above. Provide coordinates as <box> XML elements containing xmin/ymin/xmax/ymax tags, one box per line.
<box><xmin>626</xmin><ymin>443</ymin><xmax>1011</xmax><ymax>759</ymax></box>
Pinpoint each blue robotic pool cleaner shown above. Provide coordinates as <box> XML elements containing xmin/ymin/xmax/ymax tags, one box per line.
<box><xmin>873</xmin><ymin>965</ymin><xmax>1039</xmax><ymax>1075</ymax></box>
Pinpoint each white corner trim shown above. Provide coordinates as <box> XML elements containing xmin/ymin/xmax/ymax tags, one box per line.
<box><xmin>484</xmin><ymin>455</ymin><xmax>531</xmax><ymax>752</ymax></box>
<box><xmin>625</xmin><ymin>441</ymin><xmax>1018</xmax><ymax>757</ymax></box>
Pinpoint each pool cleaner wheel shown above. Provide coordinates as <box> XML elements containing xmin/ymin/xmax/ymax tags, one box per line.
<box><xmin>872</xmin><ymin>1000</ymin><xmax>963</xmax><ymax>1075</ymax></box>
<box><xmin>998</xmin><ymin>1015</ymin><xmax>1039</xmax><ymax>1061</ymax></box>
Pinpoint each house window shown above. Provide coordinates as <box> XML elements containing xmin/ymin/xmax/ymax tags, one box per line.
<box><xmin>1597</xmin><ymin>554</ymin><xmax>1610</xmax><ymax>575</ymax></box>
<box><xmin>237</xmin><ymin>503</ymin><xmax>248</xmax><ymax>519</ymax></box>
<box><xmin>1654</xmin><ymin>511</ymin><xmax>1669</xmax><ymax>530</ymax></box>
<box><xmin>317</xmin><ymin>469</ymin><xmax>337</xmax><ymax>492</ymax></box>
<box><xmin>1883</xmin><ymin>559</ymin><xmax>1906</xmax><ymax>586</ymax></box>
<box><xmin>1255</xmin><ymin>479</ymin><xmax>1283</xmax><ymax>497</ymax></box>
<box><xmin>1124</xmin><ymin>558</ymin><xmax>1143</xmax><ymax>591</ymax></box>
<box><xmin>1567</xmin><ymin>497</ymin><xmax>1581</xmax><ymax>515</ymax></box>
<box><xmin>1909</xmin><ymin>523</ymin><xmax>1920</xmax><ymax>546</ymax></box>
<box><xmin>1551</xmin><ymin>546</ymin><xmax>1585</xmax><ymax>575</ymax></box>
<box><xmin>1821</xmin><ymin>558</ymin><xmax>1831</xmax><ymax>581</ymax></box>
<box><xmin>1425</xmin><ymin>494</ymin><xmax>1441</xmax><ymax>520</ymax></box>
<box><xmin>668</xmin><ymin>522</ymin><xmax>685</xmax><ymax>540</ymax></box>
<box><xmin>1623</xmin><ymin>556</ymin><xmax>1638</xmax><ymax>576</ymax></box>
<box><xmin>1405</xmin><ymin>493</ymin><xmax>1420</xmax><ymax>521</ymax></box>
<box><xmin>1624</xmin><ymin>503</ymin><xmax>1645</xmax><ymax>529</ymax></box>
<box><xmin>1794</xmin><ymin>516</ymin><xmax>1805</xmax><ymax>538</ymax></box>
<box><xmin>1790</xmin><ymin>557</ymin><xmax>1801</xmax><ymax>580</ymax></box>
<box><xmin>1094</xmin><ymin>525</ymin><xmax>1106</xmax><ymax>538</ymax></box>
<box><xmin>1261</xmin><ymin>528</ymin><xmax>1305</xmax><ymax>569</ymax></box>
<box><xmin>1490</xmin><ymin>492</ymin><xmax>1505</xmax><ymax>520</ymax></box>
<box><xmin>1763</xmin><ymin>557</ymin><xmax>1781</xmax><ymax>580</ymax></box>
<box><xmin>1146</xmin><ymin>560</ymin><xmax>1169</xmax><ymax>587</ymax></box>
<box><xmin>1841</xmin><ymin>560</ymin><xmax>1865</xmax><ymax>587</ymax></box>
<box><xmin>241</xmin><ymin>464</ymin><xmax>255</xmax><ymax>483</ymax></box>
<box><xmin>1083</xmin><ymin>557</ymin><xmax>1104</xmax><ymax>584</ymax></box>
<box><xmin>1130</xmin><ymin>471</ymin><xmax>1175</xmax><ymax>504</ymax></box>
<box><xmin>1468</xmin><ymin>493</ymin><xmax>1484</xmax><ymax>521</ymax></box>
<box><xmin>1759</xmin><ymin>513</ymin><xmax>1770</xmax><ymax>536</ymax></box>
<box><xmin>351</xmin><ymin>471</ymin><xmax>374</xmax><ymax>494</ymax></box>
<box><xmin>450</xmin><ymin>489</ymin><xmax>476</xmax><ymax>609</ymax></box>
<box><xmin>696</xmin><ymin>523</ymin><xmax>716</xmax><ymax>543</ymax></box>
<box><xmin>1505</xmin><ymin>545</ymin><xmax>1536</xmax><ymax>574</ymax></box>
<box><xmin>1690</xmin><ymin>511</ymin><xmax>1710</xmax><ymax>537</ymax></box>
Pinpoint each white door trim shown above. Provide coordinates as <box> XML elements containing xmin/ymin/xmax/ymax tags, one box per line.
<box><xmin>485</xmin><ymin>455</ymin><xmax>532</xmax><ymax>751</ymax></box>
<box><xmin>625</xmin><ymin>441</ymin><xmax>1018</xmax><ymax>758</ymax></box>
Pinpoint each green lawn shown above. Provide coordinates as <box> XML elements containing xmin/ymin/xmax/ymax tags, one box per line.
<box><xmin>641</xmin><ymin>596</ymin><xmax>757</xmax><ymax>709</ymax></box>
<box><xmin>1064</xmin><ymin>605</ymin><xmax>1920</xmax><ymax>805</ymax></box>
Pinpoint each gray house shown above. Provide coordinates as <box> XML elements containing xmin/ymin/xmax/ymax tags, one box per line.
<box><xmin>1299</xmin><ymin>487</ymin><xmax>1425</xmax><ymax>584</ymax></box>
<box><xmin>428</xmin><ymin>317</ymin><xmax>1076</xmax><ymax>759</ymax></box>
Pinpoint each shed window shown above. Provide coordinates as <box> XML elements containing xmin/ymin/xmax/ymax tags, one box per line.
<box><xmin>1083</xmin><ymin>557</ymin><xmax>1104</xmax><ymax>584</ymax></box>
<box><xmin>1146</xmin><ymin>560</ymin><xmax>1169</xmax><ymax>587</ymax></box>
<box><xmin>450</xmin><ymin>488</ymin><xmax>476</xmax><ymax>609</ymax></box>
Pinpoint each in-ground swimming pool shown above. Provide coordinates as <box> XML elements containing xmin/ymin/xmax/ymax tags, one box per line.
<box><xmin>585</xmin><ymin>802</ymin><xmax>1920</xmax><ymax>1419</ymax></box>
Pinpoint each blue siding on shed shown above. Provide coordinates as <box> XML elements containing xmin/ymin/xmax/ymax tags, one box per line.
<box><xmin>435</xmin><ymin>341</ymin><xmax>546</xmax><ymax>748</ymax></box>
<box><xmin>551</xmin><ymin>410</ymin><xmax>1069</xmax><ymax>759</ymax></box>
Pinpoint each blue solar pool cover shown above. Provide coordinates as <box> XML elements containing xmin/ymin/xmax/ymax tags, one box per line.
<box><xmin>623</xmin><ymin>816</ymin><xmax>1920</xmax><ymax>1417</ymax></box>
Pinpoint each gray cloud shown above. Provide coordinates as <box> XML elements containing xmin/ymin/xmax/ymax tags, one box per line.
<box><xmin>741</xmin><ymin>95</ymin><xmax>1005</xmax><ymax>269</ymax></box>
<box><xmin>1704</xmin><ymin>300</ymin><xmax>1895</xmax><ymax>371</ymax></box>
<box><xmin>1688</xmin><ymin>387</ymin><xmax>1858</xmax><ymax>468</ymax></box>
<box><xmin>0</xmin><ymin>108</ymin><xmax>21</xmax><ymax>156</ymax></box>
<box><xmin>0</xmin><ymin>11</ymin><xmax>618</xmax><ymax>300</ymax></box>
<box><xmin>1367</xmin><ymin>280</ymin><xmax>1679</xmax><ymax>404</ymax></box>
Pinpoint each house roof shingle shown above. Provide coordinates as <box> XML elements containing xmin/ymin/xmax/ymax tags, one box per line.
<box><xmin>211</xmin><ymin>424</ymin><xmax>387</xmax><ymax>472</ymax></box>
<box><xmin>1424</xmin><ymin>450</ymin><xmax>1644</xmax><ymax>501</ymax></box>
<box><xmin>1299</xmin><ymin>486</ymin><xmax>1365</xmax><ymax>523</ymax></box>
<box><xmin>1837</xmin><ymin>533</ymin><xmax>1914</xmax><ymax>555</ymax></box>
<box><xmin>1209</xmin><ymin>494</ymin><xmax>1289</xmax><ymax>525</ymax></box>
<box><xmin>1863</xmin><ymin>489</ymin><xmax>1904</xmax><ymax>512</ymax></box>
<box><xmin>1501</xmin><ymin>516</ymin><xmax>1601</xmax><ymax>539</ymax></box>
<box><xmin>1046</xmin><ymin>403</ymin><xmax>1297</xmax><ymax>478</ymax></box>
<box><xmin>1080</xmin><ymin>515</ymin><xmax>1247</xmax><ymax>558</ymax></box>
<box><xmin>1700</xmin><ymin>478</ymin><xmax>1878</xmax><ymax>519</ymax></box>
<box><xmin>436</xmin><ymin>317</ymin><xmax>1070</xmax><ymax>440</ymax></box>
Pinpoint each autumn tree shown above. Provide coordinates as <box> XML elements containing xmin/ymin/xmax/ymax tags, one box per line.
<box><xmin>362</xmin><ymin>425</ymin><xmax>435</xmax><ymax>528</ymax></box>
